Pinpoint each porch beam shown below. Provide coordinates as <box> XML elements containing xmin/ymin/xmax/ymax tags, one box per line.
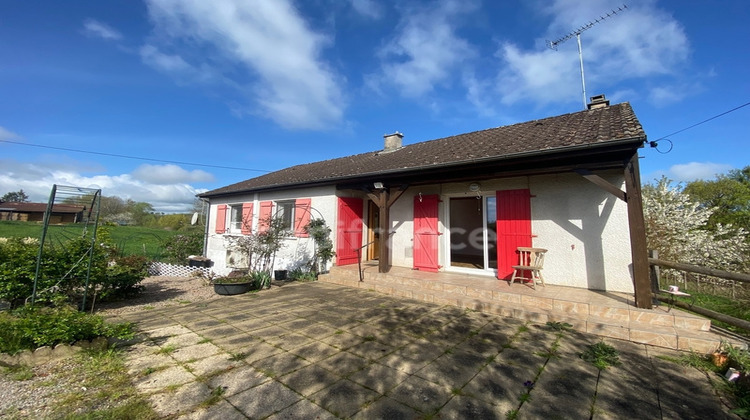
<box><xmin>575</xmin><ymin>169</ymin><xmax>627</xmax><ymax>201</ymax></box>
<box><xmin>377</xmin><ymin>189</ymin><xmax>391</xmax><ymax>273</ymax></box>
<box><xmin>624</xmin><ymin>154</ymin><xmax>652</xmax><ymax>309</ymax></box>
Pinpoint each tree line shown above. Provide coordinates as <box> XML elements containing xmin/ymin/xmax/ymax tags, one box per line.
<box><xmin>0</xmin><ymin>190</ymin><xmax>203</xmax><ymax>231</ymax></box>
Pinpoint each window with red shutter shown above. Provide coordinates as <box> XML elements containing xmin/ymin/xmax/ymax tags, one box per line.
<box><xmin>215</xmin><ymin>204</ymin><xmax>227</xmax><ymax>234</ymax></box>
<box><xmin>294</xmin><ymin>198</ymin><xmax>311</xmax><ymax>237</ymax></box>
<box><xmin>258</xmin><ymin>201</ymin><xmax>273</xmax><ymax>233</ymax></box>
<box><xmin>241</xmin><ymin>202</ymin><xmax>253</xmax><ymax>235</ymax></box>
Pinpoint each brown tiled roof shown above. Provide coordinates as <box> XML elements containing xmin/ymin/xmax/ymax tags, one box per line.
<box><xmin>202</xmin><ymin>102</ymin><xmax>645</xmax><ymax>197</ymax></box>
<box><xmin>0</xmin><ymin>202</ymin><xmax>85</xmax><ymax>213</ymax></box>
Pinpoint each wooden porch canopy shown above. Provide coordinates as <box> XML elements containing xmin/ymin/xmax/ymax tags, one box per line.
<box><xmin>336</xmin><ymin>135</ymin><xmax>650</xmax><ymax>308</ymax></box>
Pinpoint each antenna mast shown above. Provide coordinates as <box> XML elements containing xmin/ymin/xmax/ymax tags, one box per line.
<box><xmin>546</xmin><ymin>5</ymin><xmax>628</xmax><ymax>109</ymax></box>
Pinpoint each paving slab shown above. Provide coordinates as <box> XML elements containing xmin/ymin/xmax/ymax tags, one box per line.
<box><xmin>113</xmin><ymin>281</ymin><xmax>738</xmax><ymax>420</ymax></box>
<box><xmin>251</xmin><ymin>350</ymin><xmax>311</xmax><ymax>378</ymax></box>
<box><xmin>205</xmin><ymin>364</ymin><xmax>269</xmax><ymax>398</ymax></box>
<box><xmin>133</xmin><ymin>365</ymin><xmax>196</xmax><ymax>393</ymax></box>
<box><xmin>439</xmin><ymin>394</ymin><xmax>506</xmax><ymax>420</ymax></box>
<box><xmin>347</xmin><ymin>362</ymin><xmax>409</xmax><ymax>394</ymax></box>
<box><xmin>277</xmin><ymin>363</ymin><xmax>341</xmax><ymax>396</ymax></box>
<box><xmin>310</xmin><ymin>379</ymin><xmax>380</xmax><ymax>418</ymax></box>
<box><xmin>269</xmin><ymin>398</ymin><xmax>337</xmax><ymax>420</ymax></box>
<box><xmin>227</xmin><ymin>380</ymin><xmax>303</xmax><ymax>419</ymax></box>
<box><xmin>148</xmin><ymin>381</ymin><xmax>213</xmax><ymax>418</ymax></box>
<box><xmin>387</xmin><ymin>374</ymin><xmax>454</xmax><ymax>415</ymax></box>
<box><xmin>170</xmin><ymin>342</ymin><xmax>223</xmax><ymax>362</ymax></box>
<box><xmin>290</xmin><ymin>341</ymin><xmax>341</xmax><ymax>363</ymax></box>
<box><xmin>351</xmin><ymin>396</ymin><xmax>422</xmax><ymax>420</ymax></box>
<box><xmin>176</xmin><ymin>400</ymin><xmax>246</xmax><ymax>420</ymax></box>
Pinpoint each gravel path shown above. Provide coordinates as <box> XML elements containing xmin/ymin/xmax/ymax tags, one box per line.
<box><xmin>95</xmin><ymin>275</ymin><xmax>218</xmax><ymax>315</ymax></box>
<box><xmin>0</xmin><ymin>276</ymin><xmax>216</xmax><ymax>419</ymax></box>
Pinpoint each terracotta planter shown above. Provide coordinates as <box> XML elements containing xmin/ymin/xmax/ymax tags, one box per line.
<box><xmin>712</xmin><ymin>352</ymin><xmax>729</xmax><ymax>370</ymax></box>
<box><xmin>213</xmin><ymin>282</ymin><xmax>254</xmax><ymax>296</ymax></box>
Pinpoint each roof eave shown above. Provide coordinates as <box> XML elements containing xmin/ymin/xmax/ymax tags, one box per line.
<box><xmin>199</xmin><ymin>134</ymin><xmax>645</xmax><ymax>199</ymax></box>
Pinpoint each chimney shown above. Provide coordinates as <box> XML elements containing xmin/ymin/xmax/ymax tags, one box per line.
<box><xmin>383</xmin><ymin>132</ymin><xmax>403</xmax><ymax>151</ymax></box>
<box><xmin>587</xmin><ymin>94</ymin><xmax>610</xmax><ymax>110</ymax></box>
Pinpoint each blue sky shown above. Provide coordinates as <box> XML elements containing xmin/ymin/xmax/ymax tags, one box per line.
<box><xmin>1</xmin><ymin>0</ymin><xmax>748</xmax><ymax>212</ymax></box>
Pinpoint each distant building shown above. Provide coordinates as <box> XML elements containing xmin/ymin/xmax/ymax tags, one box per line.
<box><xmin>0</xmin><ymin>202</ymin><xmax>86</xmax><ymax>223</ymax></box>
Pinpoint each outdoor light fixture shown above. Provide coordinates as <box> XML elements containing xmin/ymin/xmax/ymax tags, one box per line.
<box><xmin>469</xmin><ymin>183</ymin><xmax>481</xmax><ymax>192</ymax></box>
<box><xmin>373</xmin><ymin>182</ymin><xmax>385</xmax><ymax>189</ymax></box>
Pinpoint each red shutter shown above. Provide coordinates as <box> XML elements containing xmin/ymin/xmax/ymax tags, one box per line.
<box><xmin>336</xmin><ymin>197</ymin><xmax>363</xmax><ymax>265</ymax></box>
<box><xmin>496</xmin><ymin>189</ymin><xmax>532</xmax><ymax>280</ymax></box>
<box><xmin>241</xmin><ymin>202</ymin><xmax>253</xmax><ymax>235</ymax></box>
<box><xmin>258</xmin><ymin>201</ymin><xmax>273</xmax><ymax>233</ymax></box>
<box><xmin>294</xmin><ymin>198</ymin><xmax>312</xmax><ymax>237</ymax></box>
<box><xmin>413</xmin><ymin>194</ymin><xmax>440</xmax><ymax>272</ymax></box>
<box><xmin>215</xmin><ymin>204</ymin><xmax>227</xmax><ymax>234</ymax></box>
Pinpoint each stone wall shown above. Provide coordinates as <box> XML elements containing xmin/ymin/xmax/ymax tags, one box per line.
<box><xmin>0</xmin><ymin>337</ymin><xmax>110</xmax><ymax>368</ymax></box>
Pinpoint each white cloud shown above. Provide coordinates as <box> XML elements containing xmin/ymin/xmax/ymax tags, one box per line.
<box><xmin>0</xmin><ymin>126</ymin><xmax>19</xmax><ymax>141</ymax></box>
<box><xmin>368</xmin><ymin>0</ymin><xmax>478</xmax><ymax>98</ymax></box>
<box><xmin>348</xmin><ymin>0</ymin><xmax>382</xmax><ymax>19</ymax></box>
<box><xmin>131</xmin><ymin>164</ymin><xmax>214</xmax><ymax>184</ymax></box>
<box><xmin>0</xmin><ymin>159</ymin><xmax>208</xmax><ymax>213</ymax></box>
<box><xmin>139</xmin><ymin>45</ymin><xmax>192</xmax><ymax>74</ymax></box>
<box><xmin>494</xmin><ymin>0</ymin><xmax>690</xmax><ymax>106</ymax></box>
<box><xmin>142</xmin><ymin>0</ymin><xmax>345</xmax><ymax>130</ymax></box>
<box><xmin>668</xmin><ymin>162</ymin><xmax>733</xmax><ymax>182</ymax></box>
<box><xmin>83</xmin><ymin>19</ymin><xmax>123</xmax><ymax>41</ymax></box>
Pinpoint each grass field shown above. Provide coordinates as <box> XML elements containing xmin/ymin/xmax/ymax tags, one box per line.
<box><xmin>0</xmin><ymin>221</ymin><xmax>186</xmax><ymax>260</ymax></box>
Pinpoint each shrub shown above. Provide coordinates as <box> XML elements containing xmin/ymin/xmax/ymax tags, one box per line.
<box><xmin>161</xmin><ymin>231</ymin><xmax>204</xmax><ymax>264</ymax></box>
<box><xmin>100</xmin><ymin>255</ymin><xmax>149</xmax><ymax>300</ymax></box>
<box><xmin>0</xmin><ymin>304</ymin><xmax>135</xmax><ymax>354</ymax></box>
<box><xmin>0</xmin><ymin>231</ymin><xmax>148</xmax><ymax>308</ymax></box>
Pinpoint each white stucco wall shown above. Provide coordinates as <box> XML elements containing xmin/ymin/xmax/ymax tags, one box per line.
<box><xmin>386</xmin><ymin>172</ymin><xmax>634</xmax><ymax>293</ymax></box>
<box><xmin>204</xmin><ymin>186</ymin><xmax>338</xmax><ymax>276</ymax></box>
<box><xmin>205</xmin><ymin>170</ymin><xmax>634</xmax><ymax>293</ymax></box>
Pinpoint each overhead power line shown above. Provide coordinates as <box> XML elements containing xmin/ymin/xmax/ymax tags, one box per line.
<box><xmin>0</xmin><ymin>139</ymin><xmax>271</xmax><ymax>173</ymax></box>
<box><xmin>652</xmin><ymin>101</ymin><xmax>750</xmax><ymax>142</ymax></box>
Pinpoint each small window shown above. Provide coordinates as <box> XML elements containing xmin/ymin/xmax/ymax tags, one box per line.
<box><xmin>229</xmin><ymin>204</ymin><xmax>243</xmax><ymax>233</ymax></box>
<box><xmin>276</xmin><ymin>200</ymin><xmax>295</xmax><ymax>232</ymax></box>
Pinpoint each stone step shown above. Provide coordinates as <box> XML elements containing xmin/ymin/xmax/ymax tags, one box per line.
<box><xmin>319</xmin><ymin>267</ymin><xmax>745</xmax><ymax>353</ymax></box>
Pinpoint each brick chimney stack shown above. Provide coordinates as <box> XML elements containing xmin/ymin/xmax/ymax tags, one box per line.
<box><xmin>383</xmin><ymin>132</ymin><xmax>403</xmax><ymax>151</ymax></box>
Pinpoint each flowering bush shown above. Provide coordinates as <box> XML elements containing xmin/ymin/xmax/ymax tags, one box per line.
<box><xmin>643</xmin><ymin>177</ymin><xmax>749</xmax><ymax>272</ymax></box>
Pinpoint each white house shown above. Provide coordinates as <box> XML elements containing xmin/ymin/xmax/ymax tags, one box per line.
<box><xmin>199</xmin><ymin>96</ymin><xmax>653</xmax><ymax>308</ymax></box>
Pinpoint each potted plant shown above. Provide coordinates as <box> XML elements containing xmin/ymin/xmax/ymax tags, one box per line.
<box><xmin>225</xmin><ymin>216</ymin><xmax>287</xmax><ymax>289</ymax></box>
<box><xmin>304</xmin><ymin>218</ymin><xmax>335</xmax><ymax>275</ymax></box>
<box><xmin>212</xmin><ymin>274</ymin><xmax>256</xmax><ymax>295</ymax></box>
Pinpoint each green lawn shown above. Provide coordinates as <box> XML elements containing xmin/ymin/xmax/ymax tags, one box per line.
<box><xmin>0</xmin><ymin>221</ymin><xmax>184</xmax><ymax>260</ymax></box>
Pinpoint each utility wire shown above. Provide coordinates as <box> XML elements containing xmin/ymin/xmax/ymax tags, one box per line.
<box><xmin>652</xmin><ymin>101</ymin><xmax>750</xmax><ymax>142</ymax></box>
<box><xmin>0</xmin><ymin>139</ymin><xmax>271</xmax><ymax>173</ymax></box>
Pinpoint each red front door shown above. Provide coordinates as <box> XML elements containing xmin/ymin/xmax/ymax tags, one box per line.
<box><xmin>336</xmin><ymin>197</ymin><xmax>363</xmax><ymax>266</ymax></box>
<box><xmin>413</xmin><ymin>194</ymin><xmax>440</xmax><ymax>272</ymax></box>
<box><xmin>496</xmin><ymin>189</ymin><xmax>532</xmax><ymax>280</ymax></box>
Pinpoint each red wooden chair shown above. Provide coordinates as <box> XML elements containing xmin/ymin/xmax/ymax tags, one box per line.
<box><xmin>510</xmin><ymin>247</ymin><xmax>547</xmax><ymax>289</ymax></box>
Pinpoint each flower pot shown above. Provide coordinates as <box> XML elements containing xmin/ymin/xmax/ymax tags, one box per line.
<box><xmin>213</xmin><ymin>282</ymin><xmax>253</xmax><ymax>295</ymax></box>
<box><xmin>712</xmin><ymin>352</ymin><xmax>729</xmax><ymax>370</ymax></box>
<box><xmin>274</xmin><ymin>270</ymin><xmax>288</xmax><ymax>281</ymax></box>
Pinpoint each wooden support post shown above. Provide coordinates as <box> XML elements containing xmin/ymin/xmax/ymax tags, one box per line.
<box><xmin>378</xmin><ymin>196</ymin><xmax>390</xmax><ymax>273</ymax></box>
<box><xmin>367</xmin><ymin>188</ymin><xmax>391</xmax><ymax>273</ymax></box>
<box><xmin>625</xmin><ymin>154</ymin><xmax>652</xmax><ymax>309</ymax></box>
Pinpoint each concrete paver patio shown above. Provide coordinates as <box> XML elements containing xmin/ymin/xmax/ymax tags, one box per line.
<box><xmin>107</xmin><ymin>282</ymin><xmax>738</xmax><ymax>419</ymax></box>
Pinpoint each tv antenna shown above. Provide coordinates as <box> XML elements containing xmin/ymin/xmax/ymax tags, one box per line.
<box><xmin>547</xmin><ymin>5</ymin><xmax>628</xmax><ymax>109</ymax></box>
